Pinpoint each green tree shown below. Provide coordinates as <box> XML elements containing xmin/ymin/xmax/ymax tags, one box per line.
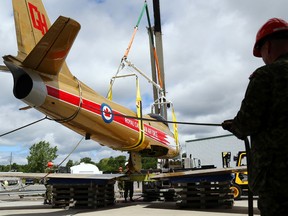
<box><xmin>64</xmin><ymin>159</ymin><xmax>74</xmax><ymax>173</ymax></box>
<box><xmin>96</xmin><ymin>155</ymin><xmax>158</xmax><ymax>172</ymax></box>
<box><xmin>0</xmin><ymin>163</ymin><xmax>29</xmax><ymax>172</ymax></box>
<box><xmin>80</xmin><ymin>157</ymin><xmax>95</xmax><ymax>164</ymax></box>
<box><xmin>10</xmin><ymin>162</ymin><xmax>19</xmax><ymax>171</ymax></box>
<box><xmin>96</xmin><ymin>155</ymin><xmax>127</xmax><ymax>173</ymax></box>
<box><xmin>18</xmin><ymin>164</ymin><xmax>29</xmax><ymax>172</ymax></box>
<box><xmin>0</xmin><ymin>165</ymin><xmax>9</xmax><ymax>172</ymax></box>
<box><xmin>27</xmin><ymin>141</ymin><xmax>58</xmax><ymax>173</ymax></box>
<box><xmin>115</xmin><ymin>155</ymin><xmax>127</xmax><ymax>168</ymax></box>
<box><xmin>142</xmin><ymin>157</ymin><xmax>157</xmax><ymax>169</ymax></box>
<box><xmin>66</xmin><ymin>159</ymin><xmax>74</xmax><ymax>168</ymax></box>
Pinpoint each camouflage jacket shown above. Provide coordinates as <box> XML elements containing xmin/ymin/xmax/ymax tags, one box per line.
<box><xmin>231</xmin><ymin>53</ymin><xmax>288</xmax><ymax>194</ymax></box>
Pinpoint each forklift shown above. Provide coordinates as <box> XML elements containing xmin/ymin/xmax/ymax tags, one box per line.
<box><xmin>222</xmin><ymin>151</ymin><xmax>248</xmax><ymax>199</ymax></box>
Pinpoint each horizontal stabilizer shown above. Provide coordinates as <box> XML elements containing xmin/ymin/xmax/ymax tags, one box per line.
<box><xmin>0</xmin><ymin>65</ymin><xmax>9</xmax><ymax>72</ymax></box>
<box><xmin>23</xmin><ymin>16</ymin><xmax>80</xmax><ymax>75</ymax></box>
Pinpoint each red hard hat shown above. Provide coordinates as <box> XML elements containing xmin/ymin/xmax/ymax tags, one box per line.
<box><xmin>253</xmin><ymin>18</ymin><xmax>288</xmax><ymax>57</ymax></box>
<box><xmin>47</xmin><ymin>161</ymin><xmax>54</xmax><ymax>167</ymax></box>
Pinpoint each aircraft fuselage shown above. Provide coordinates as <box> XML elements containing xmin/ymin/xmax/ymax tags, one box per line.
<box><xmin>4</xmin><ymin>56</ymin><xmax>178</xmax><ymax>158</ymax></box>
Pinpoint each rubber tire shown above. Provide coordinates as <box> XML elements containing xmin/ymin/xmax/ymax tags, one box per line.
<box><xmin>230</xmin><ymin>183</ymin><xmax>242</xmax><ymax>200</ymax></box>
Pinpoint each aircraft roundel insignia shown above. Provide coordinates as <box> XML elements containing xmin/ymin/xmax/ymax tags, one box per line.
<box><xmin>101</xmin><ymin>103</ymin><xmax>114</xmax><ymax>123</ymax></box>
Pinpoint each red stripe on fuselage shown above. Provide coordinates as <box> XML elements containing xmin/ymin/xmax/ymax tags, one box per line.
<box><xmin>46</xmin><ymin>85</ymin><xmax>170</xmax><ymax>146</ymax></box>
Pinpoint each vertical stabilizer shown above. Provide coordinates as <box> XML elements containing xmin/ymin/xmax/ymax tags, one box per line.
<box><xmin>12</xmin><ymin>0</ymin><xmax>51</xmax><ymax>60</ymax></box>
<box><xmin>12</xmin><ymin>0</ymin><xmax>73</xmax><ymax>77</ymax></box>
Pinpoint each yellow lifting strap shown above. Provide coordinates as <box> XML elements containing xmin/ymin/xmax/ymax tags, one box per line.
<box><xmin>172</xmin><ymin>106</ymin><xmax>179</xmax><ymax>152</ymax></box>
<box><xmin>120</xmin><ymin>77</ymin><xmax>145</xmax><ymax>151</ymax></box>
<box><xmin>135</xmin><ymin>77</ymin><xmax>145</xmax><ymax>147</ymax></box>
<box><xmin>107</xmin><ymin>81</ymin><xmax>113</xmax><ymax>100</ymax></box>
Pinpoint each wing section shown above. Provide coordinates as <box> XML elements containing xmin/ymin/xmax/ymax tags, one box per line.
<box><xmin>0</xmin><ymin>172</ymin><xmax>124</xmax><ymax>180</ymax></box>
<box><xmin>152</xmin><ymin>166</ymin><xmax>247</xmax><ymax>179</ymax></box>
<box><xmin>22</xmin><ymin>16</ymin><xmax>80</xmax><ymax>76</ymax></box>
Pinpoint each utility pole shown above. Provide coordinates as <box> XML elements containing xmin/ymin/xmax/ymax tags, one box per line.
<box><xmin>9</xmin><ymin>152</ymin><xmax>12</xmax><ymax>171</ymax></box>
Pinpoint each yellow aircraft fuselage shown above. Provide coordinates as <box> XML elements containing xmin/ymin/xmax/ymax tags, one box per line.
<box><xmin>4</xmin><ymin>55</ymin><xmax>178</xmax><ymax>158</ymax></box>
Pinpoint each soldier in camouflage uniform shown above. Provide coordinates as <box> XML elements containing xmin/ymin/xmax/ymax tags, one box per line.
<box><xmin>222</xmin><ymin>18</ymin><xmax>288</xmax><ymax>216</ymax></box>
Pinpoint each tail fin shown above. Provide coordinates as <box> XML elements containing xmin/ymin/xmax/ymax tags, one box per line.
<box><xmin>23</xmin><ymin>16</ymin><xmax>80</xmax><ymax>75</ymax></box>
<box><xmin>12</xmin><ymin>0</ymin><xmax>51</xmax><ymax>60</ymax></box>
<box><xmin>12</xmin><ymin>0</ymin><xmax>73</xmax><ymax>77</ymax></box>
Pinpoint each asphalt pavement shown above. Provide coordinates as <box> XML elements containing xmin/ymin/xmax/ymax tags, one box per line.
<box><xmin>0</xmin><ymin>193</ymin><xmax>260</xmax><ymax>216</ymax></box>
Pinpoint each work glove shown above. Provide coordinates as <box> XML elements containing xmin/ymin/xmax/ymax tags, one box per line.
<box><xmin>222</xmin><ymin>119</ymin><xmax>233</xmax><ymax>131</ymax></box>
<box><xmin>222</xmin><ymin>119</ymin><xmax>246</xmax><ymax>140</ymax></box>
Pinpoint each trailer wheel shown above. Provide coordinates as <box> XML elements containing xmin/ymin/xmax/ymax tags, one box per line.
<box><xmin>230</xmin><ymin>183</ymin><xmax>242</xmax><ymax>200</ymax></box>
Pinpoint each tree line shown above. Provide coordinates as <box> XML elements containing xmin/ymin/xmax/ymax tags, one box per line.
<box><xmin>0</xmin><ymin>141</ymin><xmax>157</xmax><ymax>173</ymax></box>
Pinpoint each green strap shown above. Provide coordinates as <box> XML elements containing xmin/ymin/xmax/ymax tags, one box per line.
<box><xmin>136</xmin><ymin>2</ymin><xmax>147</xmax><ymax>27</ymax></box>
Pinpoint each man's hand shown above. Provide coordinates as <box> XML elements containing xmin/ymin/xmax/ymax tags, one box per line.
<box><xmin>222</xmin><ymin>119</ymin><xmax>246</xmax><ymax>140</ymax></box>
<box><xmin>222</xmin><ymin>119</ymin><xmax>233</xmax><ymax>131</ymax></box>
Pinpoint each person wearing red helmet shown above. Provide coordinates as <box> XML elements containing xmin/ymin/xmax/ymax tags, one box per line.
<box><xmin>222</xmin><ymin>18</ymin><xmax>288</xmax><ymax>216</ymax></box>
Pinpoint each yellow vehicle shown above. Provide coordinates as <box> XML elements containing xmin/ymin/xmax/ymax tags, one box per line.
<box><xmin>230</xmin><ymin>151</ymin><xmax>248</xmax><ymax>199</ymax></box>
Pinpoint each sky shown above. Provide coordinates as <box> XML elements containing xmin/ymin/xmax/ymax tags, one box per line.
<box><xmin>0</xmin><ymin>0</ymin><xmax>287</xmax><ymax>166</ymax></box>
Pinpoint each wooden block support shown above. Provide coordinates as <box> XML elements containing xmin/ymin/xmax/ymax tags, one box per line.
<box><xmin>175</xmin><ymin>175</ymin><xmax>234</xmax><ymax>209</ymax></box>
<box><xmin>51</xmin><ymin>182</ymin><xmax>115</xmax><ymax>209</ymax></box>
